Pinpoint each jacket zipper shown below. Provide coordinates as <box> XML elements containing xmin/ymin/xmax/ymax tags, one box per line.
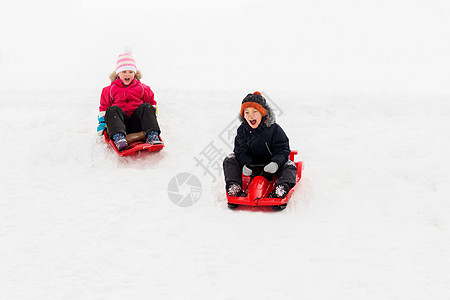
<box><xmin>265</xmin><ymin>142</ymin><xmax>273</xmax><ymax>155</ymax></box>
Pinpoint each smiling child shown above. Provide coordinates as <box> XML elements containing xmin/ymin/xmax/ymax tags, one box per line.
<box><xmin>97</xmin><ymin>51</ymin><xmax>162</xmax><ymax>151</ymax></box>
<box><xmin>223</xmin><ymin>92</ymin><xmax>297</xmax><ymax>198</ymax></box>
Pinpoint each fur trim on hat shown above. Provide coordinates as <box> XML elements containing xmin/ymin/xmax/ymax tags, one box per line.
<box><xmin>109</xmin><ymin>70</ymin><xmax>142</xmax><ymax>82</ymax></box>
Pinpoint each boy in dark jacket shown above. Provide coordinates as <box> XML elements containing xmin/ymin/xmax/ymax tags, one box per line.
<box><xmin>223</xmin><ymin>92</ymin><xmax>297</xmax><ymax>198</ymax></box>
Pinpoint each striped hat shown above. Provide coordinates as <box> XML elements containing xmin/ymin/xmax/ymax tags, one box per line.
<box><xmin>115</xmin><ymin>52</ymin><xmax>137</xmax><ymax>74</ymax></box>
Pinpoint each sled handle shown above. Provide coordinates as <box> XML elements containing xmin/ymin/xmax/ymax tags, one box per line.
<box><xmin>289</xmin><ymin>150</ymin><xmax>298</xmax><ymax>161</ymax></box>
<box><xmin>126</xmin><ymin>131</ymin><xmax>146</xmax><ymax>143</ymax></box>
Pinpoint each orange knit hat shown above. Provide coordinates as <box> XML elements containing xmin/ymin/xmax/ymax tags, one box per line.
<box><xmin>240</xmin><ymin>91</ymin><xmax>267</xmax><ymax>117</ymax></box>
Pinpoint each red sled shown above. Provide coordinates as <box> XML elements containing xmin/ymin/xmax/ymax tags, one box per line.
<box><xmin>104</xmin><ymin>131</ymin><xmax>164</xmax><ymax>157</ymax></box>
<box><xmin>226</xmin><ymin>150</ymin><xmax>304</xmax><ymax>210</ymax></box>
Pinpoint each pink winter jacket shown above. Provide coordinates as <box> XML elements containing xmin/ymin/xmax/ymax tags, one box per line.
<box><xmin>99</xmin><ymin>78</ymin><xmax>157</xmax><ymax>117</ymax></box>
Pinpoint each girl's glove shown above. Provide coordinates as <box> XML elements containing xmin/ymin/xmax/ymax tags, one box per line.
<box><xmin>242</xmin><ymin>165</ymin><xmax>253</xmax><ymax>176</ymax></box>
<box><xmin>97</xmin><ymin>111</ymin><xmax>106</xmax><ymax>136</ymax></box>
<box><xmin>264</xmin><ymin>162</ymin><xmax>279</xmax><ymax>174</ymax></box>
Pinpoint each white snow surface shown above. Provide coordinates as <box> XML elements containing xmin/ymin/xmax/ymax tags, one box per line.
<box><xmin>1</xmin><ymin>1</ymin><xmax>450</xmax><ymax>299</ymax></box>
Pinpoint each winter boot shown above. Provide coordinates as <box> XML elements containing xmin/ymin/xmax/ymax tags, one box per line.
<box><xmin>226</xmin><ymin>182</ymin><xmax>247</xmax><ymax>197</ymax></box>
<box><xmin>112</xmin><ymin>133</ymin><xmax>128</xmax><ymax>151</ymax></box>
<box><xmin>268</xmin><ymin>183</ymin><xmax>290</xmax><ymax>198</ymax></box>
<box><xmin>146</xmin><ymin>131</ymin><xmax>163</xmax><ymax>145</ymax></box>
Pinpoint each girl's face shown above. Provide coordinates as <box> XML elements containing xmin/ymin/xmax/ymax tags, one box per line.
<box><xmin>117</xmin><ymin>70</ymin><xmax>135</xmax><ymax>85</ymax></box>
<box><xmin>243</xmin><ymin>107</ymin><xmax>262</xmax><ymax>129</ymax></box>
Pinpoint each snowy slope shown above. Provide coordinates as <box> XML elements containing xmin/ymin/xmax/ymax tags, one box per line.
<box><xmin>2</xmin><ymin>89</ymin><xmax>449</xmax><ymax>299</ymax></box>
<box><xmin>1</xmin><ymin>0</ymin><xmax>450</xmax><ymax>299</ymax></box>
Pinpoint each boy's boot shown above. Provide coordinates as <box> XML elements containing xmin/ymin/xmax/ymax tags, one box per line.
<box><xmin>226</xmin><ymin>182</ymin><xmax>247</xmax><ymax>197</ymax></box>
<box><xmin>268</xmin><ymin>183</ymin><xmax>290</xmax><ymax>198</ymax></box>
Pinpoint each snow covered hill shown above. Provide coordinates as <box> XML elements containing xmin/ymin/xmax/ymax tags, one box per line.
<box><xmin>1</xmin><ymin>88</ymin><xmax>449</xmax><ymax>299</ymax></box>
<box><xmin>1</xmin><ymin>0</ymin><xmax>450</xmax><ymax>299</ymax></box>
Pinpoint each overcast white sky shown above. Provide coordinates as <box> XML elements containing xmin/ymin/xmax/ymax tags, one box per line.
<box><xmin>1</xmin><ymin>0</ymin><xmax>449</xmax><ymax>94</ymax></box>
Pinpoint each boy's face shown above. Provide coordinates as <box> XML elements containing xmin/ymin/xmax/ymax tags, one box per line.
<box><xmin>243</xmin><ymin>107</ymin><xmax>262</xmax><ymax>129</ymax></box>
<box><xmin>117</xmin><ymin>70</ymin><xmax>135</xmax><ymax>85</ymax></box>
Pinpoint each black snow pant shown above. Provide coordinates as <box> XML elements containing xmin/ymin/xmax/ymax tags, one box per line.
<box><xmin>105</xmin><ymin>104</ymin><xmax>160</xmax><ymax>138</ymax></box>
<box><xmin>222</xmin><ymin>153</ymin><xmax>297</xmax><ymax>188</ymax></box>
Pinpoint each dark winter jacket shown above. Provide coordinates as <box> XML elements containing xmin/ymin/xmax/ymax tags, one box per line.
<box><xmin>234</xmin><ymin>113</ymin><xmax>291</xmax><ymax>168</ymax></box>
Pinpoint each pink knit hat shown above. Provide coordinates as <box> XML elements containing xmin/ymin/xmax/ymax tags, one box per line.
<box><xmin>115</xmin><ymin>52</ymin><xmax>137</xmax><ymax>74</ymax></box>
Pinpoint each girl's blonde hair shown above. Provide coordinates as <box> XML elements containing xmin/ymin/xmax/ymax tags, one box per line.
<box><xmin>109</xmin><ymin>70</ymin><xmax>142</xmax><ymax>82</ymax></box>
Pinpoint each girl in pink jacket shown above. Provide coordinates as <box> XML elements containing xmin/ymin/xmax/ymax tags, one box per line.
<box><xmin>97</xmin><ymin>51</ymin><xmax>162</xmax><ymax>151</ymax></box>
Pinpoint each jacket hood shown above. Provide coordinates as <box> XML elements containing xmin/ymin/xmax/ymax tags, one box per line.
<box><xmin>109</xmin><ymin>70</ymin><xmax>143</xmax><ymax>82</ymax></box>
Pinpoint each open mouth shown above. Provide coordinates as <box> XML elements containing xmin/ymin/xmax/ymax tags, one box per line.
<box><xmin>249</xmin><ymin>120</ymin><xmax>257</xmax><ymax>126</ymax></box>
